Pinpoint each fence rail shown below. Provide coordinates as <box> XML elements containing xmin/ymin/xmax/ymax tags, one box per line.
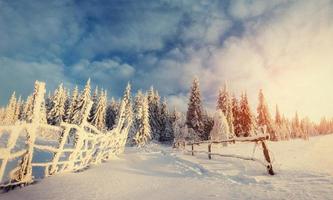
<box><xmin>184</xmin><ymin>134</ymin><xmax>275</xmax><ymax>175</ymax></box>
<box><xmin>0</xmin><ymin>81</ymin><xmax>132</xmax><ymax>189</ymax></box>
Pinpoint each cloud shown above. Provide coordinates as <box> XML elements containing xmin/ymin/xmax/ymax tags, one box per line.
<box><xmin>0</xmin><ymin>57</ymin><xmax>69</xmax><ymax>104</ymax></box>
<box><xmin>136</xmin><ymin>0</ymin><xmax>333</xmax><ymax>121</ymax></box>
<box><xmin>70</xmin><ymin>59</ymin><xmax>135</xmax><ymax>95</ymax></box>
<box><xmin>228</xmin><ymin>0</ymin><xmax>289</xmax><ymax>20</ymax></box>
<box><xmin>0</xmin><ymin>0</ymin><xmax>82</xmax><ymax>60</ymax></box>
<box><xmin>0</xmin><ymin>0</ymin><xmax>332</xmax><ymax>121</ymax></box>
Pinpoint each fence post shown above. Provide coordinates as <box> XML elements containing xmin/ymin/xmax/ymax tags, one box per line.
<box><xmin>208</xmin><ymin>144</ymin><xmax>212</xmax><ymax>160</ymax></box>
<box><xmin>49</xmin><ymin>126</ymin><xmax>71</xmax><ymax>175</ymax></box>
<box><xmin>261</xmin><ymin>141</ymin><xmax>275</xmax><ymax>175</ymax></box>
<box><xmin>191</xmin><ymin>144</ymin><xmax>194</xmax><ymax>156</ymax></box>
<box><xmin>12</xmin><ymin>81</ymin><xmax>46</xmax><ymax>185</ymax></box>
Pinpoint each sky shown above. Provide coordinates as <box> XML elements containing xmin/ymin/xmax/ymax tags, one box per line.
<box><xmin>0</xmin><ymin>0</ymin><xmax>333</xmax><ymax>122</ymax></box>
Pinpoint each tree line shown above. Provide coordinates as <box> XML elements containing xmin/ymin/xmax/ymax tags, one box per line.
<box><xmin>0</xmin><ymin>78</ymin><xmax>333</xmax><ymax>146</ymax></box>
<box><xmin>0</xmin><ymin>79</ymin><xmax>177</xmax><ymax>147</ymax></box>
<box><xmin>181</xmin><ymin>78</ymin><xmax>333</xmax><ymax>142</ymax></box>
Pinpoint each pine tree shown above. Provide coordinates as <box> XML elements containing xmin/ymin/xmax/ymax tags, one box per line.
<box><xmin>292</xmin><ymin>112</ymin><xmax>301</xmax><ymax>138</ymax></box>
<box><xmin>274</xmin><ymin>105</ymin><xmax>283</xmax><ymax>140</ymax></box>
<box><xmin>63</xmin><ymin>88</ymin><xmax>70</xmax><ymax>122</ymax></box>
<box><xmin>210</xmin><ymin>109</ymin><xmax>229</xmax><ymax>146</ymax></box>
<box><xmin>29</xmin><ymin>81</ymin><xmax>47</xmax><ymax>124</ymax></box>
<box><xmin>239</xmin><ymin>93</ymin><xmax>253</xmax><ymax>137</ymax></box>
<box><xmin>72</xmin><ymin>79</ymin><xmax>91</xmax><ymax>125</ymax></box>
<box><xmin>257</xmin><ymin>89</ymin><xmax>277</xmax><ymax>140</ymax></box>
<box><xmin>105</xmin><ymin>97</ymin><xmax>120</xmax><ymax>130</ymax></box>
<box><xmin>275</xmin><ymin>105</ymin><xmax>282</xmax><ymax>126</ymax></box>
<box><xmin>202</xmin><ymin>110</ymin><xmax>214</xmax><ymax>140</ymax></box>
<box><xmin>88</xmin><ymin>86</ymin><xmax>99</xmax><ymax>123</ymax></box>
<box><xmin>64</xmin><ymin>86</ymin><xmax>79</xmax><ymax>123</ymax></box>
<box><xmin>14</xmin><ymin>96</ymin><xmax>23</xmax><ymax>122</ymax></box>
<box><xmin>216</xmin><ymin>83</ymin><xmax>235</xmax><ymax>137</ymax></box>
<box><xmin>22</xmin><ymin>95</ymin><xmax>33</xmax><ymax>122</ymax></box>
<box><xmin>186</xmin><ymin>78</ymin><xmax>204</xmax><ymax>140</ymax></box>
<box><xmin>118</xmin><ymin>83</ymin><xmax>133</xmax><ymax>128</ymax></box>
<box><xmin>231</xmin><ymin>95</ymin><xmax>242</xmax><ymax>137</ymax></box>
<box><xmin>4</xmin><ymin>92</ymin><xmax>17</xmax><ymax>125</ymax></box>
<box><xmin>147</xmin><ymin>86</ymin><xmax>162</xmax><ymax>141</ymax></box>
<box><xmin>90</xmin><ymin>90</ymin><xmax>107</xmax><ymax>130</ymax></box>
<box><xmin>133</xmin><ymin>91</ymin><xmax>151</xmax><ymax>146</ymax></box>
<box><xmin>48</xmin><ymin>83</ymin><xmax>67</xmax><ymax>125</ymax></box>
<box><xmin>159</xmin><ymin>98</ymin><xmax>174</xmax><ymax>142</ymax></box>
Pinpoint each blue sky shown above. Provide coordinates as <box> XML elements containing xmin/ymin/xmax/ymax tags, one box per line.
<box><xmin>1</xmin><ymin>0</ymin><xmax>333</xmax><ymax>121</ymax></box>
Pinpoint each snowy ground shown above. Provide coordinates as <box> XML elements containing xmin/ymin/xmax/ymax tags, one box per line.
<box><xmin>1</xmin><ymin>134</ymin><xmax>333</xmax><ymax>200</ymax></box>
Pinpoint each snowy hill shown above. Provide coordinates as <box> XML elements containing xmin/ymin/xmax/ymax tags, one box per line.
<box><xmin>2</xmin><ymin>134</ymin><xmax>333</xmax><ymax>200</ymax></box>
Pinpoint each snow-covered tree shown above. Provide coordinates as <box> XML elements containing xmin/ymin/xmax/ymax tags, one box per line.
<box><xmin>210</xmin><ymin>109</ymin><xmax>230</xmax><ymax>146</ymax></box>
<box><xmin>239</xmin><ymin>93</ymin><xmax>253</xmax><ymax>137</ymax></box>
<box><xmin>279</xmin><ymin>116</ymin><xmax>291</xmax><ymax>140</ymax></box>
<box><xmin>90</xmin><ymin>90</ymin><xmax>107</xmax><ymax>130</ymax></box>
<box><xmin>186</xmin><ymin>78</ymin><xmax>204</xmax><ymax>140</ymax></box>
<box><xmin>64</xmin><ymin>86</ymin><xmax>79</xmax><ymax>123</ymax></box>
<box><xmin>133</xmin><ymin>91</ymin><xmax>151</xmax><ymax>146</ymax></box>
<box><xmin>3</xmin><ymin>92</ymin><xmax>18</xmax><ymax>125</ymax></box>
<box><xmin>274</xmin><ymin>105</ymin><xmax>283</xmax><ymax>140</ymax></box>
<box><xmin>105</xmin><ymin>97</ymin><xmax>120</xmax><ymax>130</ymax></box>
<box><xmin>231</xmin><ymin>95</ymin><xmax>242</xmax><ymax>137</ymax></box>
<box><xmin>117</xmin><ymin>83</ymin><xmax>133</xmax><ymax>129</ymax></box>
<box><xmin>257</xmin><ymin>89</ymin><xmax>277</xmax><ymax>140</ymax></box>
<box><xmin>202</xmin><ymin>111</ymin><xmax>214</xmax><ymax>140</ymax></box>
<box><xmin>21</xmin><ymin>95</ymin><xmax>33</xmax><ymax>122</ymax></box>
<box><xmin>172</xmin><ymin>110</ymin><xmax>188</xmax><ymax>141</ymax></box>
<box><xmin>300</xmin><ymin>117</ymin><xmax>310</xmax><ymax>139</ymax></box>
<box><xmin>216</xmin><ymin>83</ymin><xmax>235</xmax><ymax>137</ymax></box>
<box><xmin>291</xmin><ymin>112</ymin><xmax>301</xmax><ymax>138</ymax></box>
<box><xmin>47</xmin><ymin>83</ymin><xmax>67</xmax><ymax>125</ymax></box>
<box><xmin>147</xmin><ymin>86</ymin><xmax>162</xmax><ymax>141</ymax></box>
<box><xmin>28</xmin><ymin>81</ymin><xmax>47</xmax><ymax>124</ymax></box>
<box><xmin>88</xmin><ymin>86</ymin><xmax>99</xmax><ymax>123</ymax></box>
<box><xmin>159</xmin><ymin>98</ymin><xmax>174</xmax><ymax>142</ymax></box>
<box><xmin>72</xmin><ymin>79</ymin><xmax>91</xmax><ymax>125</ymax></box>
<box><xmin>275</xmin><ymin>105</ymin><xmax>282</xmax><ymax>126</ymax></box>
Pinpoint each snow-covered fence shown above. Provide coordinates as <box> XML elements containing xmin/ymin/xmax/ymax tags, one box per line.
<box><xmin>185</xmin><ymin>134</ymin><xmax>275</xmax><ymax>175</ymax></box>
<box><xmin>0</xmin><ymin>81</ymin><xmax>132</xmax><ymax>189</ymax></box>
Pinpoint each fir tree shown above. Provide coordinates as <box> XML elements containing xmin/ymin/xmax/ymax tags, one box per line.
<box><xmin>159</xmin><ymin>98</ymin><xmax>174</xmax><ymax>142</ymax></box>
<box><xmin>275</xmin><ymin>105</ymin><xmax>282</xmax><ymax>126</ymax></box>
<box><xmin>88</xmin><ymin>86</ymin><xmax>99</xmax><ymax>123</ymax></box>
<box><xmin>216</xmin><ymin>83</ymin><xmax>234</xmax><ymax>137</ymax></box>
<box><xmin>133</xmin><ymin>91</ymin><xmax>151</xmax><ymax>146</ymax></box>
<box><xmin>4</xmin><ymin>92</ymin><xmax>17</xmax><ymax>125</ymax></box>
<box><xmin>292</xmin><ymin>112</ymin><xmax>301</xmax><ymax>138</ymax></box>
<box><xmin>105</xmin><ymin>97</ymin><xmax>120</xmax><ymax>130</ymax></box>
<box><xmin>72</xmin><ymin>79</ymin><xmax>91</xmax><ymax>125</ymax></box>
<box><xmin>239</xmin><ymin>93</ymin><xmax>253</xmax><ymax>137</ymax></box>
<box><xmin>90</xmin><ymin>90</ymin><xmax>107</xmax><ymax>130</ymax></box>
<box><xmin>202</xmin><ymin>110</ymin><xmax>214</xmax><ymax>140</ymax></box>
<box><xmin>22</xmin><ymin>95</ymin><xmax>33</xmax><ymax>122</ymax></box>
<box><xmin>147</xmin><ymin>86</ymin><xmax>162</xmax><ymax>140</ymax></box>
<box><xmin>48</xmin><ymin>83</ymin><xmax>66</xmax><ymax>125</ymax></box>
<box><xmin>65</xmin><ymin>86</ymin><xmax>79</xmax><ymax>123</ymax></box>
<box><xmin>231</xmin><ymin>95</ymin><xmax>242</xmax><ymax>137</ymax></box>
<box><xmin>186</xmin><ymin>78</ymin><xmax>204</xmax><ymax>140</ymax></box>
<box><xmin>210</xmin><ymin>109</ymin><xmax>229</xmax><ymax>146</ymax></box>
<box><xmin>257</xmin><ymin>89</ymin><xmax>277</xmax><ymax>140</ymax></box>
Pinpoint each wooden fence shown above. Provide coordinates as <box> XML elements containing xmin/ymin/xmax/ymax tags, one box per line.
<box><xmin>185</xmin><ymin>134</ymin><xmax>275</xmax><ymax>175</ymax></box>
<box><xmin>0</xmin><ymin>81</ymin><xmax>132</xmax><ymax>189</ymax></box>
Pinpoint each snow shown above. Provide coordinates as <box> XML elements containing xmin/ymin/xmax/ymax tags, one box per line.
<box><xmin>1</xmin><ymin>134</ymin><xmax>333</xmax><ymax>200</ymax></box>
